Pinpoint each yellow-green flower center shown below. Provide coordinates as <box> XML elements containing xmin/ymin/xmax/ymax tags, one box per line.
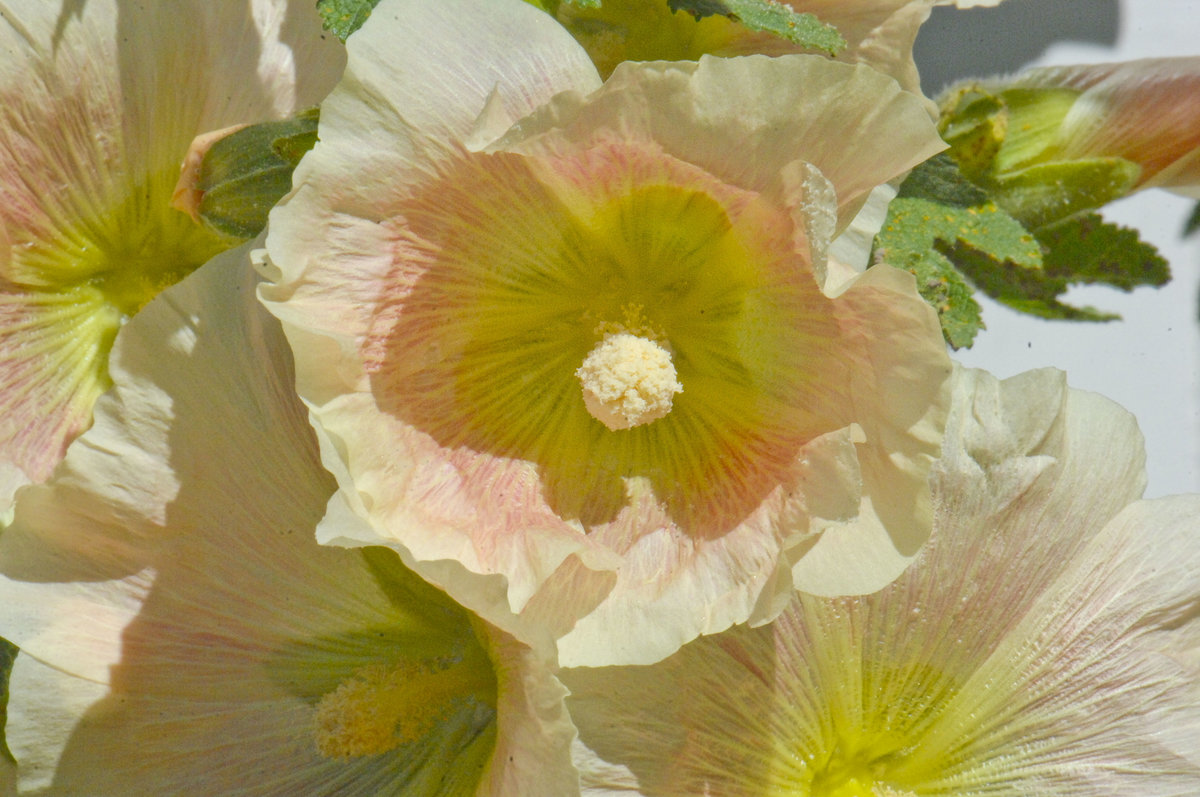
<box><xmin>373</xmin><ymin>146</ymin><xmax>834</xmax><ymax>531</ymax></box>
<box><xmin>14</xmin><ymin>171</ymin><xmax>230</xmax><ymax>316</ymax></box>
<box><xmin>314</xmin><ymin>654</ymin><xmax>497</xmax><ymax>760</ymax></box>
<box><xmin>269</xmin><ymin>550</ymin><xmax>503</xmax><ymax>791</ymax></box>
<box><xmin>10</xmin><ymin>170</ymin><xmax>232</xmax><ymax>409</ymax></box>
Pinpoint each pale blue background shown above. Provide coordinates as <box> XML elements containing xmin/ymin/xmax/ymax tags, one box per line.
<box><xmin>913</xmin><ymin>0</ymin><xmax>1200</xmax><ymax>497</ymax></box>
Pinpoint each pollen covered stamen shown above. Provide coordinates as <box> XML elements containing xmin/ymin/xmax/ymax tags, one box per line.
<box><xmin>576</xmin><ymin>332</ymin><xmax>683</xmax><ymax>431</ymax></box>
<box><xmin>313</xmin><ymin>656</ymin><xmax>490</xmax><ymax>760</ymax></box>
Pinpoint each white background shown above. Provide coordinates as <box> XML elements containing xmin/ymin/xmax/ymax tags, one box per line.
<box><xmin>913</xmin><ymin>0</ymin><xmax>1200</xmax><ymax>497</ymax></box>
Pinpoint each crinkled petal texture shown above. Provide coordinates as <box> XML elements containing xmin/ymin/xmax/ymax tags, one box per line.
<box><xmin>997</xmin><ymin>57</ymin><xmax>1200</xmax><ymax>195</ymax></box>
<box><xmin>262</xmin><ymin>0</ymin><xmax>950</xmax><ymax>667</ymax></box>
<box><xmin>564</xmin><ymin>366</ymin><xmax>1200</xmax><ymax>796</ymax></box>
<box><xmin>0</xmin><ymin>0</ymin><xmax>344</xmax><ymax>512</ymax></box>
<box><xmin>0</xmin><ymin>246</ymin><xmax>577</xmax><ymax>796</ymax></box>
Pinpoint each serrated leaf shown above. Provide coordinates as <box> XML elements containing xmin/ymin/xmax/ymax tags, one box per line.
<box><xmin>1038</xmin><ymin>213</ymin><xmax>1169</xmax><ymax>291</ymax></box>
<box><xmin>943</xmin><ymin>212</ymin><xmax>1168</xmax><ymax>323</ymax></box>
<box><xmin>316</xmin><ymin>0</ymin><xmax>382</xmax><ymax>41</ymax></box>
<box><xmin>196</xmin><ymin>108</ymin><xmax>320</xmax><ymax>240</ymax></box>
<box><xmin>0</xmin><ymin>637</ymin><xmax>17</xmax><ymax>764</ymax></box>
<box><xmin>896</xmin><ymin>151</ymin><xmax>989</xmax><ymax>207</ymax></box>
<box><xmin>874</xmin><ymin>155</ymin><xmax>1043</xmax><ymax>349</ymax></box>
<box><xmin>877</xmin><ymin>155</ymin><xmax>1170</xmax><ymax>346</ymax></box>
<box><xmin>668</xmin><ymin>0</ymin><xmax>845</xmax><ymax>53</ymax></box>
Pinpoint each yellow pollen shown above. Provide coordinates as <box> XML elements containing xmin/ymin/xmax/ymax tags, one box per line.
<box><xmin>576</xmin><ymin>332</ymin><xmax>682</xmax><ymax>431</ymax></box>
<box><xmin>313</xmin><ymin>657</ymin><xmax>482</xmax><ymax>760</ymax></box>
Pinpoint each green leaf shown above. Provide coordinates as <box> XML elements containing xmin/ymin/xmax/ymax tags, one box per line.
<box><xmin>1184</xmin><ymin>201</ymin><xmax>1200</xmax><ymax>237</ymax></box>
<box><xmin>196</xmin><ymin>108</ymin><xmax>320</xmax><ymax>240</ymax></box>
<box><xmin>896</xmin><ymin>150</ymin><xmax>989</xmax><ymax>207</ymax></box>
<box><xmin>874</xmin><ymin>155</ymin><xmax>1043</xmax><ymax>349</ymax></box>
<box><xmin>877</xmin><ymin>154</ymin><xmax>1170</xmax><ymax>346</ymax></box>
<box><xmin>316</xmin><ymin>0</ymin><xmax>382</xmax><ymax>41</ymax></box>
<box><xmin>668</xmin><ymin>0</ymin><xmax>845</xmax><ymax>53</ymax></box>
<box><xmin>1038</xmin><ymin>213</ymin><xmax>1169</xmax><ymax>291</ymax></box>
<box><xmin>0</xmin><ymin>637</ymin><xmax>17</xmax><ymax>764</ymax></box>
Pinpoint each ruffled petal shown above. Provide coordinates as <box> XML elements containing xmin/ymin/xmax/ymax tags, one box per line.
<box><xmin>280</xmin><ymin>0</ymin><xmax>600</xmax><ymax>223</ymax></box>
<box><xmin>501</xmin><ymin>54</ymin><xmax>945</xmax><ymax>230</ymax></box>
<box><xmin>555</xmin><ymin>0</ymin><xmax>958</xmax><ymax>101</ymax></box>
<box><xmin>567</xmin><ymin>368</ymin><xmax>1200</xmax><ymax>795</ymax></box>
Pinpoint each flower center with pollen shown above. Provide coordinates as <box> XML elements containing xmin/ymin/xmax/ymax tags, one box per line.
<box><xmin>313</xmin><ymin>654</ymin><xmax>496</xmax><ymax>760</ymax></box>
<box><xmin>576</xmin><ymin>331</ymin><xmax>682</xmax><ymax>430</ymax></box>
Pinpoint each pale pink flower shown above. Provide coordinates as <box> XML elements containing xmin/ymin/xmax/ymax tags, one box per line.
<box><xmin>261</xmin><ymin>0</ymin><xmax>951</xmax><ymax>666</ymax></box>
<box><xmin>0</xmin><ymin>0</ymin><xmax>343</xmax><ymax>514</ymax></box>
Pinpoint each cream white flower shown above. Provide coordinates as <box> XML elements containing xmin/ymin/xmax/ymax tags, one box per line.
<box><xmin>261</xmin><ymin>0</ymin><xmax>951</xmax><ymax>667</ymax></box>
<box><xmin>0</xmin><ymin>0</ymin><xmax>343</xmax><ymax>515</ymax></box>
<box><xmin>0</xmin><ymin>247</ymin><xmax>577</xmax><ymax>796</ymax></box>
<box><xmin>565</xmin><ymin>367</ymin><xmax>1200</xmax><ymax>795</ymax></box>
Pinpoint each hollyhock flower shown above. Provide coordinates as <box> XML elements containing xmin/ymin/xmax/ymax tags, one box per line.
<box><xmin>565</xmin><ymin>367</ymin><xmax>1200</xmax><ymax>795</ymax></box>
<box><xmin>554</xmin><ymin>0</ymin><xmax>1005</xmax><ymax>92</ymax></box>
<box><xmin>0</xmin><ymin>0</ymin><xmax>343</xmax><ymax>515</ymax></box>
<box><xmin>940</xmin><ymin>57</ymin><xmax>1200</xmax><ymax>196</ymax></box>
<box><xmin>0</xmin><ymin>246</ymin><xmax>577</xmax><ymax>795</ymax></box>
<box><xmin>261</xmin><ymin>0</ymin><xmax>950</xmax><ymax>667</ymax></box>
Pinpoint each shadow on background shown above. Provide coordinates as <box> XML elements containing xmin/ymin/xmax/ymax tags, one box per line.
<box><xmin>915</xmin><ymin>0</ymin><xmax>1120</xmax><ymax>96</ymax></box>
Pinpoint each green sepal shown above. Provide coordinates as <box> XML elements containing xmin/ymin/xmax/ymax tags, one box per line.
<box><xmin>316</xmin><ymin>0</ymin><xmax>382</xmax><ymax>41</ymax></box>
<box><xmin>0</xmin><ymin>637</ymin><xmax>17</xmax><ymax>765</ymax></box>
<box><xmin>668</xmin><ymin>0</ymin><xmax>845</xmax><ymax>53</ymax></box>
<box><xmin>195</xmin><ymin>108</ymin><xmax>320</xmax><ymax>240</ymax></box>
<box><xmin>939</xmin><ymin>83</ymin><xmax>1144</xmax><ymax>229</ymax></box>
<box><xmin>989</xmin><ymin>157</ymin><xmax>1142</xmax><ymax>230</ymax></box>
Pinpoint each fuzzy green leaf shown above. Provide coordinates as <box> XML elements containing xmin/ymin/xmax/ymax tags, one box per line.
<box><xmin>1038</xmin><ymin>213</ymin><xmax>1169</xmax><ymax>290</ymax></box>
<box><xmin>874</xmin><ymin>155</ymin><xmax>1043</xmax><ymax>348</ymax></box>
<box><xmin>876</xmin><ymin>155</ymin><xmax>1170</xmax><ymax>346</ymax></box>
<box><xmin>196</xmin><ymin>108</ymin><xmax>320</xmax><ymax>240</ymax></box>
<box><xmin>316</xmin><ymin>0</ymin><xmax>382</xmax><ymax>41</ymax></box>
<box><xmin>668</xmin><ymin>0</ymin><xmax>845</xmax><ymax>52</ymax></box>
